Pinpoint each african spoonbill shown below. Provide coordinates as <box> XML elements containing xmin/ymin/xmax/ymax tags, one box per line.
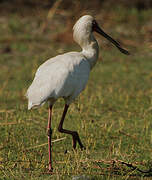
<box><xmin>26</xmin><ymin>15</ymin><xmax>129</xmax><ymax>171</ymax></box>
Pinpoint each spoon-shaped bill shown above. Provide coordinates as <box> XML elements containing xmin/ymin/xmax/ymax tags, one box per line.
<box><xmin>93</xmin><ymin>21</ymin><xmax>130</xmax><ymax>55</ymax></box>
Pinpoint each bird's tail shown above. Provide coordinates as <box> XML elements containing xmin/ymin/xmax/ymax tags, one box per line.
<box><xmin>28</xmin><ymin>101</ymin><xmax>33</xmax><ymax>110</ymax></box>
<box><xmin>28</xmin><ymin>100</ymin><xmax>45</xmax><ymax>110</ymax></box>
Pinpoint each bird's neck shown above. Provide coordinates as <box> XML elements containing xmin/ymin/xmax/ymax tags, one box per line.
<box><xmin>82</xmin><ymin>40</ymin><xmax>99</xmax><ymax>70</ymax></box>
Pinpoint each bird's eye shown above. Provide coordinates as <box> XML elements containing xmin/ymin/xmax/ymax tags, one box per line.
<box><xmin>92</xmin><ymin>20</ymin><xmax>97</xmax><ymax>31</ymax></box>
<box><xmin>92</xmin><ymin>20</ymin><xmax>97</xmax><ymax>26</ymax></box>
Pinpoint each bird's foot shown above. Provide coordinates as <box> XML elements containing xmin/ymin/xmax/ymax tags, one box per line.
<box><xmin>80</xmin><ymin>145</ymin><xmax>86</xmax><ymax>151</ymax></box>
<box><xmin>48</xmin><ymin>166</ymin><xmax>53</xmax><ymax>173</ymax></box>
<box><xmin>72</xmin><ymin>132</ymin><xmax>85</xmax><ymax>151</ymax></box>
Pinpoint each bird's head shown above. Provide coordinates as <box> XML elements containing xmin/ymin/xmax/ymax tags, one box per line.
<box><xmin>73</xmin><ymin>15</ymin><xmax>130</xmax><ymax>55</ymax></box>
<box><xmin>73</xmin><ymin>15</ymin><xmax>95</xmax><ymax>48</ymax></box>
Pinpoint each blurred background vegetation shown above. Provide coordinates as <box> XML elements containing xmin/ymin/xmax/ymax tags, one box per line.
<box><xmin>1</xmin><ymin>0</ymin><xmax>152</xmax><ymax>9</ymax></box>
<box><xmin>0</xmin><ymin>0</ymin><xmax>152</xmax><ymax>54</ymax></box>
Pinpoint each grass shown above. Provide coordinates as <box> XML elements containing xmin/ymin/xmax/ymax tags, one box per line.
<box><xmin>1</xmin><ymin>6</ymin><xmax>152</xmax><ymax>179</ymax></box>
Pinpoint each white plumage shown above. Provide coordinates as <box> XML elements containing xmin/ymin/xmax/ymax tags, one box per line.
<box><xmin>26</xmin><ymin>15</ymin><xmax>129</xmax><ymax>171</ymax></box>
<box><xmin>26</xmin><ymin>15</ymin><xmax>98</xmax><ymax>109</ymax></box>
<box><xmin>27</xmin><ymin>52</ymin><xmax>90</xmax><ymax>109</ymax></box>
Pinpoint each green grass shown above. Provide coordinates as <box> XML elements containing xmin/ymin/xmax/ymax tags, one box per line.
<box><xmin>1</xmin><ymin>8</ymin><xmax>152</xmax><ymax>179</ymax></box>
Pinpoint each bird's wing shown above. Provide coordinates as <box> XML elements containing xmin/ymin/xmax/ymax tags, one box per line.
<box><xmin>26</xmin><ymin>52</ymin><xmax>90</xmax><ymax>108</ymax></box>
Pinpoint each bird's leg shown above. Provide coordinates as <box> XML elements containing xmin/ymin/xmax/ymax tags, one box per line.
<box><xmin>47</xmin><ymin>105</ymin><xmax>53</xmax><ymax>172</ymax></box>
<box><xmin>58</xmin><ymin>104</ymin><xmax>85</xmax><ymax>150</ymax></box>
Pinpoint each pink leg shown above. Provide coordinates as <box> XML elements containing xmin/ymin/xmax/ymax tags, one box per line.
<box><xmin>47</xmin><ymin>105</ymin><xmax>53</xmax><ymax>171</ymax></box>
<box><xmin>58</xmin><ymin>104</ymin><xmax>84</xmax><ymax>149</ymax></box>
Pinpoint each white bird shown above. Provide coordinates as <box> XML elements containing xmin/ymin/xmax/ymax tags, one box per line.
<box><xmin>26</xmin><ymin>15</ymin><xmax>129</xmax><ymax>171</ymax></box>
